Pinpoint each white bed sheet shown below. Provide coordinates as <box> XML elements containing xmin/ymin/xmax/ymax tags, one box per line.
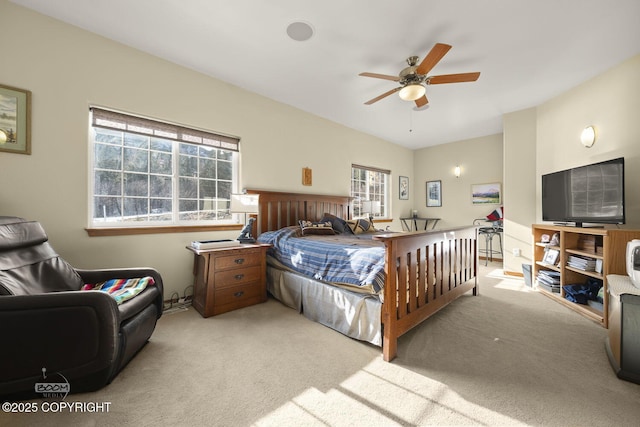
<box><xmin>267</xmin><ymin>264</ymin><xmax>382</xmax><ymax>346</ymax></box>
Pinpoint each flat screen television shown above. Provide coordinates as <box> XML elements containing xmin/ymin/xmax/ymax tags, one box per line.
<box><xmin>542</xmin><ymin>157</ymin><xmax>625</xmax><ymax>227</ymax></box>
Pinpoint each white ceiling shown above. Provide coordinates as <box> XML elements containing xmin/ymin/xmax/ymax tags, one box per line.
<box><xmin>11</xmin><ymin>0</ymin><xmax>640</xmax><ymax>149</ymax></box>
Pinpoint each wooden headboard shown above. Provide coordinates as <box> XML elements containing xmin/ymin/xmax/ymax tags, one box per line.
<box><xmin>245</xmin><ymin>189</ymin><xmax>352</xmax><ymax>235</ymax></box>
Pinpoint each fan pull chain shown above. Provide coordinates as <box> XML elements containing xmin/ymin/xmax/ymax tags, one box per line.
<box><xmin>409</xmin><ymin>110</ymin><xmax>413</xmax><ymax>133</ymax></box>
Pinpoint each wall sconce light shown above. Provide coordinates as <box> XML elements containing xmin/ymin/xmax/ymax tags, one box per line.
<box><xmin>454</xmin><ymin>166</ymin><xmax>461</xmax><ymax>178</ymax></box>
<box><xmin>580</xmin><ymin>126</ymin><xmax>596</xmax><ymax>148</ymax></box>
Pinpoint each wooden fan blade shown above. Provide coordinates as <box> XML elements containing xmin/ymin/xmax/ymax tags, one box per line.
<box><xmin>428</xmin><ymin>72</ymin><xmax>481</xmax><ymax>85</ymax></box>
<box><xmin>364</xmin><ymin>87</ymin><xmax>400</xmax><ymax>105</ymax></box>
<box><xmin>414</xmin><ymin>95</ymin><xmax>428</xmax><ymax>108</ymax></box>
<box><xmin>359</xmin><ymin>72</ymin><xmax>400</xmax><ymax>82</ymax></box>
<box><xmin>416</xmin><ymin>43</ymin><xmax>452</xmax><ymax>75</ymax></box>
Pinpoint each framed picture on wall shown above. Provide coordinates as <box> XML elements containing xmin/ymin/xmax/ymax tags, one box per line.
<box><xmin>471</xmin><ymin>182</ymin><xmax>501</xmax><ymax>204</ymax></box>
<box><xmin>0</xmin><ymin>83</ymin><xmax>31</xmax><ymax>155</ymax></box>
<box><xmin>399</xmin><ymin>176</ymin><xmax>409</xmax><ymax>200</ymax></box>
<box><xmin>426</xmin><ymin>180</ymin><xmax>441</xmax><ymax>207</ymax></box>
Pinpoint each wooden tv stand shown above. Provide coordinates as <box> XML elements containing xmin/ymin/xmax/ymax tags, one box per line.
<box><xmin>532</xmin><ymin>224</ymin><xmax>640</xmax><ymax>327</ymax></box>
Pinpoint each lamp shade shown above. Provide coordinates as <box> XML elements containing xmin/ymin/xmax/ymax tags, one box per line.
<box><xmin>399</xmin><ymin>84</ymin><xmax>426</xmax><ymax>101</ymax></box>
<box><xmin>230</xmin><ymin>194</ymin><xmax>259</xmax><ymax>214</ymax></box>
<box><xmin>362</xmin><ymin>200</ymin><xmax>381</xmax><ymax>215</ymax></box>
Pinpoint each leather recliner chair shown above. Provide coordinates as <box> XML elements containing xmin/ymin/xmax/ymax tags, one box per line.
<box><xmin>0</xmin><ymin>216</ymin><xmax>164</xmax><ymax>400</ymax></box>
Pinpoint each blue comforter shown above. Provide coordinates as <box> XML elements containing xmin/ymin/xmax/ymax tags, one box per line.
<box><xmin>257</xmin><ymin>226</ymin><xmax>386</xmax><ymax>294</ymax></box>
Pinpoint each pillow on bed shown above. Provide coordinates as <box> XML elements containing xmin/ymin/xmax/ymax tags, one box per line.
<box><xmin>299</xmin><ymin>220</ymin><xmax>335</xmax><ymax>235</ymax></box>
<box><xmin>346</xmin><ymin>218</ymin><xmax>375</xmax><ymax>234</ymax></box>
<box><xmin>320</xmin><ymin>213</ymin><xmax>353</xmax><ymax>235</ymax></box>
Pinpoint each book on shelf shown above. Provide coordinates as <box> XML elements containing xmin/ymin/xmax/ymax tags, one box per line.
<box><xmin>191</xmin><ymin>239</ymin><xmax>240</xmax><ymax>250</ymax></box>
<box><xmin>537</xmin><ymin>270</ymin><xmax>560</xmax><ymax>285</ymax></box>
<box><xmin>538</xmin><ymin>270</ymin><xmax>560</xmax><ymax>277</ymax></box>
<box><xmin>595</xmin><ymin>259</ymin><xmax>603</xmax><ymax>273</ymax></box>
<box><xmin>567</xmin><ymin>254</ymin><xmax>595</xmax><ymax>262</ymax></box>
<box><xmin>568</xmin><ymin>264</ymin><xmax>596</xmax><ymax>272</ymax></box>
<box><xmin>538</xmin><ymin>282</ymin><xmax>561</xmax><ymax>293</ymax></box>
<box><xmin>567</xmin><ymin>255</ymin><xmax>596</xmax><ymax>271</ymax></box>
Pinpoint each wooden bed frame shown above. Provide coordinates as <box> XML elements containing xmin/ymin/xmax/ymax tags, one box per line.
<box><xmin>247</xmin><ymin>189</ymin><xmax>479</xmax><ymax>361</ymax></box>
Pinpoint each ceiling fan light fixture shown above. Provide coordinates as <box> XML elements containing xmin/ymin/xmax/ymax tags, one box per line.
<box><xmin>398</xmin><ymin>84</ymin><xmax>425</xmax><ymax>101</ymax></box>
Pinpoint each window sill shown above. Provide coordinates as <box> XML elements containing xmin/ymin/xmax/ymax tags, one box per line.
<box><xmin>374</xmin><ymin>218</ymin><xmax>393</xmax><ymax>223</ymax></box>
<box><xmin>85</xmin><ymin>224</ymin><xmax>242</xmax><ymax>237</ymax></box>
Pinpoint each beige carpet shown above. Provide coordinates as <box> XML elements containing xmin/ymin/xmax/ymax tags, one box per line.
<box><xmin>5</xmin><ymin>263</ymin><xmax>640</xmax><ymax>426</ymax></box>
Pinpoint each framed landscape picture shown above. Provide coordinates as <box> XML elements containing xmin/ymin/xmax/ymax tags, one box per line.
<box><xmin>426</xmin><ymin>180</ymin><xmax>441</xmax><ymax>207</ymax></box>
<box><xmin>471</xmin><ymin>182</ymin><xmax>501</xmax><ymax>204</ymax></box>
<box><xmin>0</xmin><ymin>84</ymin><xmax>31</xmax><ymax>155</ymax></box>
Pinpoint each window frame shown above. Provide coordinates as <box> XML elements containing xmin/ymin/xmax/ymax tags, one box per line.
<box><xmin>87</xmin><ymin>107</ymin><xmax>241</xmax><ymax>234</ymax></box>
<box><xmin>350</xmin><ymin>164</ymin><xmax>391</xmax><ymax>220</ymax></box>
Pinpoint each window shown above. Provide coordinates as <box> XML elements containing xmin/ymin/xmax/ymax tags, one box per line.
<box><xmin>351</xmin><ymin>164</ymin><xmax>390</xmax><ymax>219</ymax></box>
<box><xmin>90</xmin><ymin>108</ymin><xmax>239</xmax><ymax>228</ymax></box>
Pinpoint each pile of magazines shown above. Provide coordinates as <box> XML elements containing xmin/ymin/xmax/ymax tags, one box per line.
<box><xmin>567</xmin><ymin>255</ymin><xmax>596</xmax><ymax>272</ymax></box>
<box><xmin>537</xmin><ymin>270</ymin><xmax>560</xmax><ymax>293</ymax></box>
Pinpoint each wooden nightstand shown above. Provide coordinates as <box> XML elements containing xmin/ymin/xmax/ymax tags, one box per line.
<box><xmin>186</xmin><ymin>243</ymin><xmax>270</xmax><ymax>318</ymax></box>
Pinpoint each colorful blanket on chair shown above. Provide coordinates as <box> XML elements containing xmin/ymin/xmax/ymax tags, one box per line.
<box><xmin>82</xmin><ymin>276</ymin><xmax>155</xmax><ymax>305</ymax></box>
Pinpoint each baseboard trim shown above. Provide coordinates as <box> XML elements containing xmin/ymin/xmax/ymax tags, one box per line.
<box><xmin>479</xmin><ymin>256</ymin><xmax>503</xmax><ymax>262</ymax></box>
<box><xmin>503</xmin><ymin>270</ymin><xmax>524</xmax><ymax>278</ymax></box>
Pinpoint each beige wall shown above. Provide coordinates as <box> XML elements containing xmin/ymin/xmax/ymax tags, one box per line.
<box><xmin>503</xmin><ymin>54</ymin><xmax>640</xmax><ymax>276</ymax></box>
<box><xmin>0</xmin><ymin>2</ymin><xmax>415</xmax><ymax>297</ymax></box>
<box><xmin>502</xmin><ymin>108</ymin><xmax>537</xmax><ymax>275</ymax></box>
<box><xmin>536</xmin><ymin>54</ymin><xmax>640</xmax><ymax>228</ymax></box>
<box><xmin>412</xmin><ymin>55</ymin><xmax>640</xmax><ymax>278</ymax></box>
<box><xmin>3</xmin><ymin>0</ymin><xmax>639</xmax><ymax>297</ymax></box>
<box><xmin>413</xmin><ymin>134</ymin><xmax>503</xmax><ymax>229</ymax></box>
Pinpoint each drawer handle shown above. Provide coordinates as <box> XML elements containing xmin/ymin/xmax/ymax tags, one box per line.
<box><xmin>234</xmin><ymin>291</ymin><xmax>244</xmax><ymax>298</ymax></box>
<box><xmin>234</xmin><ymin>274</ymin><xmax>244</xmax><ymax>280</ymax></box>
<box><xmin>234</xmin><ymin>258</ymin><xmax>245</xmax><ymax>265</ymax></box>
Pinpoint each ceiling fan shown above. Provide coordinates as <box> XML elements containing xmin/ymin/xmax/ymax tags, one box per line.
<box><xmin>359</xmin><ymin>43</ymin><xmax>480</xmax><ymax>108</ymax></box>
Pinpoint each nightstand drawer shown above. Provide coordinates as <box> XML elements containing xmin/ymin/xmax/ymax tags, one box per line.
<box><xmin>214</xmin><ymin>265</ymin><xmax>261</xmax><ymax>289</ymax></box>
<box><xmin>214</xmin><ymin>282</ymin><xmax>263</xmax><ymax>313</ymax></box>
<box><xmin>214</xmin><ymin>250</ymin><xmax>262</xmax><ymax>270</ymax></box>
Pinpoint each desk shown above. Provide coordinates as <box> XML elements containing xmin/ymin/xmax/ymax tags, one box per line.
<box><xmin>400</xmin><ymin>217</ymin><xmax>440</xmax><ymax>231</ymax></box>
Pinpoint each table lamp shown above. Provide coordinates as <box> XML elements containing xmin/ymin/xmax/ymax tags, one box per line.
<box><xmin>361</xmin><ymin>200</ymin><xmax>381</xmax><ymax>222</ymax></box>
<box><xmin>230</xmin><ymin>194</ymin><xmax>259</xmax><ymax>243</ymax></box>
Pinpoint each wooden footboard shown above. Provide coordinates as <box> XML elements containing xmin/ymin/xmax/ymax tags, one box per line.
<box><xmin>375</xmin><ymin>227</ymin><xmax>478</xmax><ymax>361</ymax></box>
<box><xmin>247</xmin><ymin>189</ymin><xmax>478</xmax><ymax>362</ymax></box>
